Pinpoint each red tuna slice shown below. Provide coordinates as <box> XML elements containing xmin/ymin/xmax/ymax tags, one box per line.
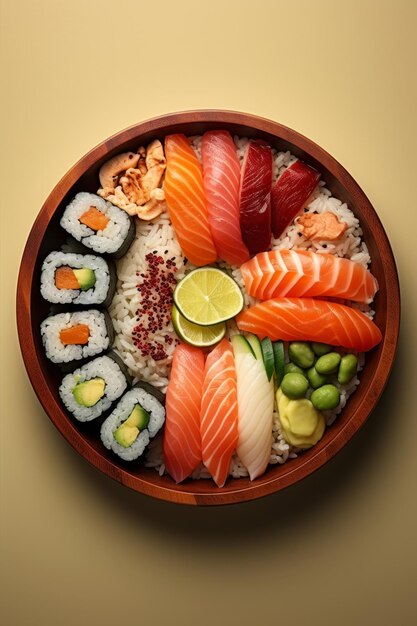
<box><xmin>239</xmin><ymin>140</ymin><xmax>273</xmax><ymax>255</ymax></box>
<box><xmin>271</xmin><ymin>160</ymin><xmax>321</xmax><ymax>238</ymax></box>
<box><xmin>202</xmin><ymin>131</ymin><xmax>249</xmax><ymax>265</ymax></box>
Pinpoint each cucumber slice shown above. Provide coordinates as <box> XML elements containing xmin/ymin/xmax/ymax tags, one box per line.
<box><xmin>273</xmin><ymin>341</ymin><xmax>285</xmax><ymax>386</ymax></box>
<box><xmin>246</xmin><ymin>334</ymin><xmax>263</xmax><ymax>360</ymax></box>
<box><xmin>231</xmin><ymin>334</ymin><xmax>255</xmax><ymax>358</ymax></box>
<box><xmin>261</xmin><ymin>338</ymin><xmax>274</xmax><ymax>381</ymax></box>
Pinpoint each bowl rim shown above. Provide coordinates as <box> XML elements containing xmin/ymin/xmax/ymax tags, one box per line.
<box><xmin>16</xmin><ymin>109</ymin><xmax>401</xmax><ymax>506</ymax></box>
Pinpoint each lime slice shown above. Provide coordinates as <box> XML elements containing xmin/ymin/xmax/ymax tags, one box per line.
<box><xmin>174</xmin><ymin>267</ymin><xmax>244</xmax><ymax>326</ymax></box>
<box><xmin>171</xmin><ymin>305</ymin><xmax>226</xmax><ymax>347</ymax></box>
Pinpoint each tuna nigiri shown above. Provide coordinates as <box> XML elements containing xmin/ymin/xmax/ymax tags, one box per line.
<box><xmin>164</xmin><ymin>134</ymin><xmax>217</xmax><ymax>266</ymax></box>
<box><xmin>271</xmin><ymin>160</ymin><xmax>320</xmax><ymax>238</ymax></box>
<box><xmin>240</xmin><ymin>250</ymin><xmax>379</xmax><ymax>303</ymax></box>
<box><xmin>163</xmin><ymin>343</ymin><xmax>204</xmax><ymax>483</ymax></box>
<box><xmin>236</xmin><ymin>297</ymin><xmax>382</xmax><ymax>352</ymax></box>
<box><xmin>202</xmin><ymin>131</ymin><xmax>250</xmax><ymax>265</ymax></box>
<box><xmin>200</xmin><ymin>339</ymin><xmax>238</xmax><ymax>488</ymax></box>
<box><xmin>231</xmin><ymin>334</ymin><xmax>274</xmax><ymax>481</ymax></box>
<box><xmin>239</xmin><ymin>141</ymin><xmax>273</xmax><ymax>255</ymax></box>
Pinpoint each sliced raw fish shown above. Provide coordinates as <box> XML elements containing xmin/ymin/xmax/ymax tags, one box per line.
<box><xmin>232</xmin><ymin>339</ymin><xmax>275</xmax><ymax>481</ymax></box>
<box><xmin>240</xmin><ymin>249</ymin><xmax>378</xmax><ymax>303</ymax></box>
<box><xmin>163</xmin><ymin>343</ymin><xmax>204</xmax><ymax>483</ymax></box>
<box><xmin>200</xmin><ymin>339</ymin><xmax>238</xmax><ymax>487</ymax></box>
<box><xmin>202</xmin><ymin>131</ymin><xmax>249</xmax><ymax>265</ymax></box>
<box><xmin>236</xmin><ymin>297</ymin><xmax>382</xmax><ymax>352</ymax></box>
<box><xmin>239</xmin><ymin>141</ymin><xmax>273</xmax><ymax>255</ymax></box>
<box><xmin>164</xmin><ymin>134</ymin><xmax>217</xmax><ymax>266</ymax></box>
<box><xmin>271</xmin><ymin>160</ymin><xmax>320</xmax><ymax>238</ymax></box>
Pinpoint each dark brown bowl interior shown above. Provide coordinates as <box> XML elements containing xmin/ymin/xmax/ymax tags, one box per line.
<box><xmin>16</xmin><ymin>110</ymin><xmax>400</xmax><ymax>505</ymax></box>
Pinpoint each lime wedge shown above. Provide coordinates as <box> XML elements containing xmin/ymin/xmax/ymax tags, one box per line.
<box><xmin>171</xmin><ymin>305</ymin><xmax>226</xmax><ymax>347</ymax></box>
<box><xmin>174</xmin><ymin>267</ymin><xmax>244</xmax><ymax>326</ymax></box>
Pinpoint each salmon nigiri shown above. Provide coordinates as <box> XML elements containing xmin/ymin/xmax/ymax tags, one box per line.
<box><xmin>163</xmin><ymin>343</ymin><xmax>204</xmax><ymax>483</ymax></box>
<box><xmin>164</xmin><ymin>134</ymin><xmax>217</xmax><ymax>266</ymax></box>
<box><xmin>240</xmin><ymin>250</ymin><xmax>379</xmax><ymax>303</ymax></box>
<box><xmin>202</xmin><ymin>131</ymin><xmax>249</xmax><ymax>265</ymax></box>
<box><xmin>200</xmin><ymin>339</ymin><xmax>239</xmax><ymax>488</ymax></box>
<box><xmin>236</xmin><ymin>297</ymin><xmax>382</xmax><ymax>352</ymax></box>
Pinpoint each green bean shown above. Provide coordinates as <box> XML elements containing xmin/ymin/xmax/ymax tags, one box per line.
<box><xmin>338</xmin><ymin>354</ymin><xmax>358</xmax><ymax>385</ymax></box>
<box><xmin>315</xmin><ymin>352</ymin><xmax>341</xmax><ymax>375</ymax></box>
<box><xmin>311</xmin><ymin>342</ymin><xmax>332</xmax><ymax>357</ymax></box>
<box><xmin>284</xmin><ymin>362</ymin><xmax>307</xmax><ymax>377</ymax></box>
<box><xmin>311</xmin><ymin>385</ymin><xmax>340</xmax><ymax>410</ymax></box>
<box><xmin>281</xmin><ymin>373</ymin><xmax>309</xmax><ymax>399</ymax></box>
<box><xmin>288</xmin><ymin>342</ymin><xmax>315</xmax><ymax>369</ymax></box>
<box><xmin>307</xmin><ymin>366</ymin><xmax>329</xmax><ymax>389</ymax></box>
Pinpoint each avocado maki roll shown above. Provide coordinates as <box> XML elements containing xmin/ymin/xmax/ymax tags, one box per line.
<box><xmin>40</xmin><ymin>251</ymin><xmax>116</xmax><ymax>306</ymax></box>
<box><xmin>59</xmin><ymin>353</ymin><xmax>128</xmax><ymax>421</ymax></box>
<box><xmin>60</xmin><ymin>192</ymin><xmax>135</xmax><ymax>258</ymax></box>
<box><xmin>100</xmin><ymin>384</ymin><xmax>165</xmax><ymax>461</ymax></box>
<box><xmin>40</xmin><ymin>309</ymin><xmax>114</xmax><ymax>364</ymax></box>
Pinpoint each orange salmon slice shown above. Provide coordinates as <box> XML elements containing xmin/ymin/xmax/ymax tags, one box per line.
<box><xmin>79</xmin><ymin>206</ymin><xmax>110</xmax><ymax>231</ymax></box>
<box><xmin>59</xmin><ymin>324</ymin><xmax>90</xmax><ymax>345</ymax></box>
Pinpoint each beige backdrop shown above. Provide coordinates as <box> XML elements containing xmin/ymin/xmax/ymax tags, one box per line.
<box><xmin>1</xmin><ymin>1</ymin><xmax>416</xmax><ymax>625</ymax></box>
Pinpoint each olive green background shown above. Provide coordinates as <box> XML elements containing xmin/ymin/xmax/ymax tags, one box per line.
<box><xmin>1</xmin><ymin>1</ymin><xmax>416</xmax><ymax>624</ymax></box>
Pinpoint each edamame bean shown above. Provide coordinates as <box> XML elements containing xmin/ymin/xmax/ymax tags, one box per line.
<box><xmin>315</xmin><ymin>352</ymin><xmax>341</xmax><ymax>375</ymax></box>
<box><xmin>288</xmin><ymin>342</ymin><xmax>315</xmax><ymax>369</ymax></box>
<box><xmin>338</xmin><ymin>354</ymin><xmax>358</xmax><ymax>385</ymax></box>
<box><xmin>311</xmin><ymin>384</ymin><xmax>340</xmax><ymax>410</ymax></box>
<box><xmin>281</xmin><ymin>373</ymin><xmax>309</xmax><ymax>399</ymax></box>
<box><xmin>307</xmin><ymin>366</ymin><xmax>329</xmax><ymax>389</ymax></box>
<box><xmin>284</xmin><ymin>362</ymin><xmax>307</xmax><ymax>377</ymax></box>
<box><xmin>311</xmin><ymin>342</ymin><xmax>332</xmax><ymax>357</ymax></box>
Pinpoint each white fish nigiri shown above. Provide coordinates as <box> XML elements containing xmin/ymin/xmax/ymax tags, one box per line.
<box><xmin>231</xmin><ymin>334</ymin><xmax>274</xmax><ymax>480</ymax></box>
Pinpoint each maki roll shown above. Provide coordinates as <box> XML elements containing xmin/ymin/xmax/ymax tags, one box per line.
<box><xmin>40</xmin><ymin>309</ymin><xmax>114</xmax><ymax>364</ymax></box>
<box><xmin>40</xmin><ymin>251</ymin><xmax>116</xmax><ymax>306</ymax></box>
<box><xmin>100</xmin><ymin>384</ymin><xmax>165</xmax><ymax>461</ymax></box>
<box><xmin>59</xmin><ymin>353</ymin><xmax>129</xmax><ymax>421</ymax></box>
<box><xmin>60</xmin><ymin>192</ymin><xmax>135</xmax><ymax>258</ymax></box>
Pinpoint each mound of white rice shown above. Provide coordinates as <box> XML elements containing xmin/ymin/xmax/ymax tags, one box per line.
<box><xmin>107</xmin><ymin>135</ymin><xmax>374</xmax><ymax>479</ymax></box>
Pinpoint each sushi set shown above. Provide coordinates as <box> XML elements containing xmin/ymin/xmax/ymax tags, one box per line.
<box><xmin>17</xmin><ymin>111</ymin><xmax>400</xmax><ymax>505</ymax></box>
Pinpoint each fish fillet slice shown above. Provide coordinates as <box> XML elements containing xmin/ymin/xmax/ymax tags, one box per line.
<box><xmin>164</xmin><ymin>134</ymin><xmax>217</xmax><ymax>266</ymax></box>
<box><xmin>200</xmin><ymin>339</ymin><xmax>238</xmax><ymax>487</ymax></box>
<box><xmin>202</xmin><ymin>131</ymin><xmax>249</xmax><ymax>265</ymax></box>
<box><xmin>234</xmin><ymin>353</ymin><xmax>274</xmax><ymax>481</ymax></box>
<box><xmin>236</xmin><ymin>297</ymin><xmax>382</xmax><ymax>352</ymax></box>
<box><xmin>163</xmin><ymin>343</ymin><xmax>204</xmax><ymax>483</ymax></box>
<box><xmin>240</xmin><ymin>250</ymin><xmax>378</xmax><ymax>303</ymax></box>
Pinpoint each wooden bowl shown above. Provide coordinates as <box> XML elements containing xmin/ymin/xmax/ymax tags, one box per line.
<box><xmin>16</xmin><ymin>111</ymin><xmax>400</xmax><ymax>506</ymax></box>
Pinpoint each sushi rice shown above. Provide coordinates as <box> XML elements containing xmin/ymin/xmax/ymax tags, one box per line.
<box><xmin>107</xmin><ymin>136</ymin><xmax>374</xmax><ymax>478</ymax></box>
